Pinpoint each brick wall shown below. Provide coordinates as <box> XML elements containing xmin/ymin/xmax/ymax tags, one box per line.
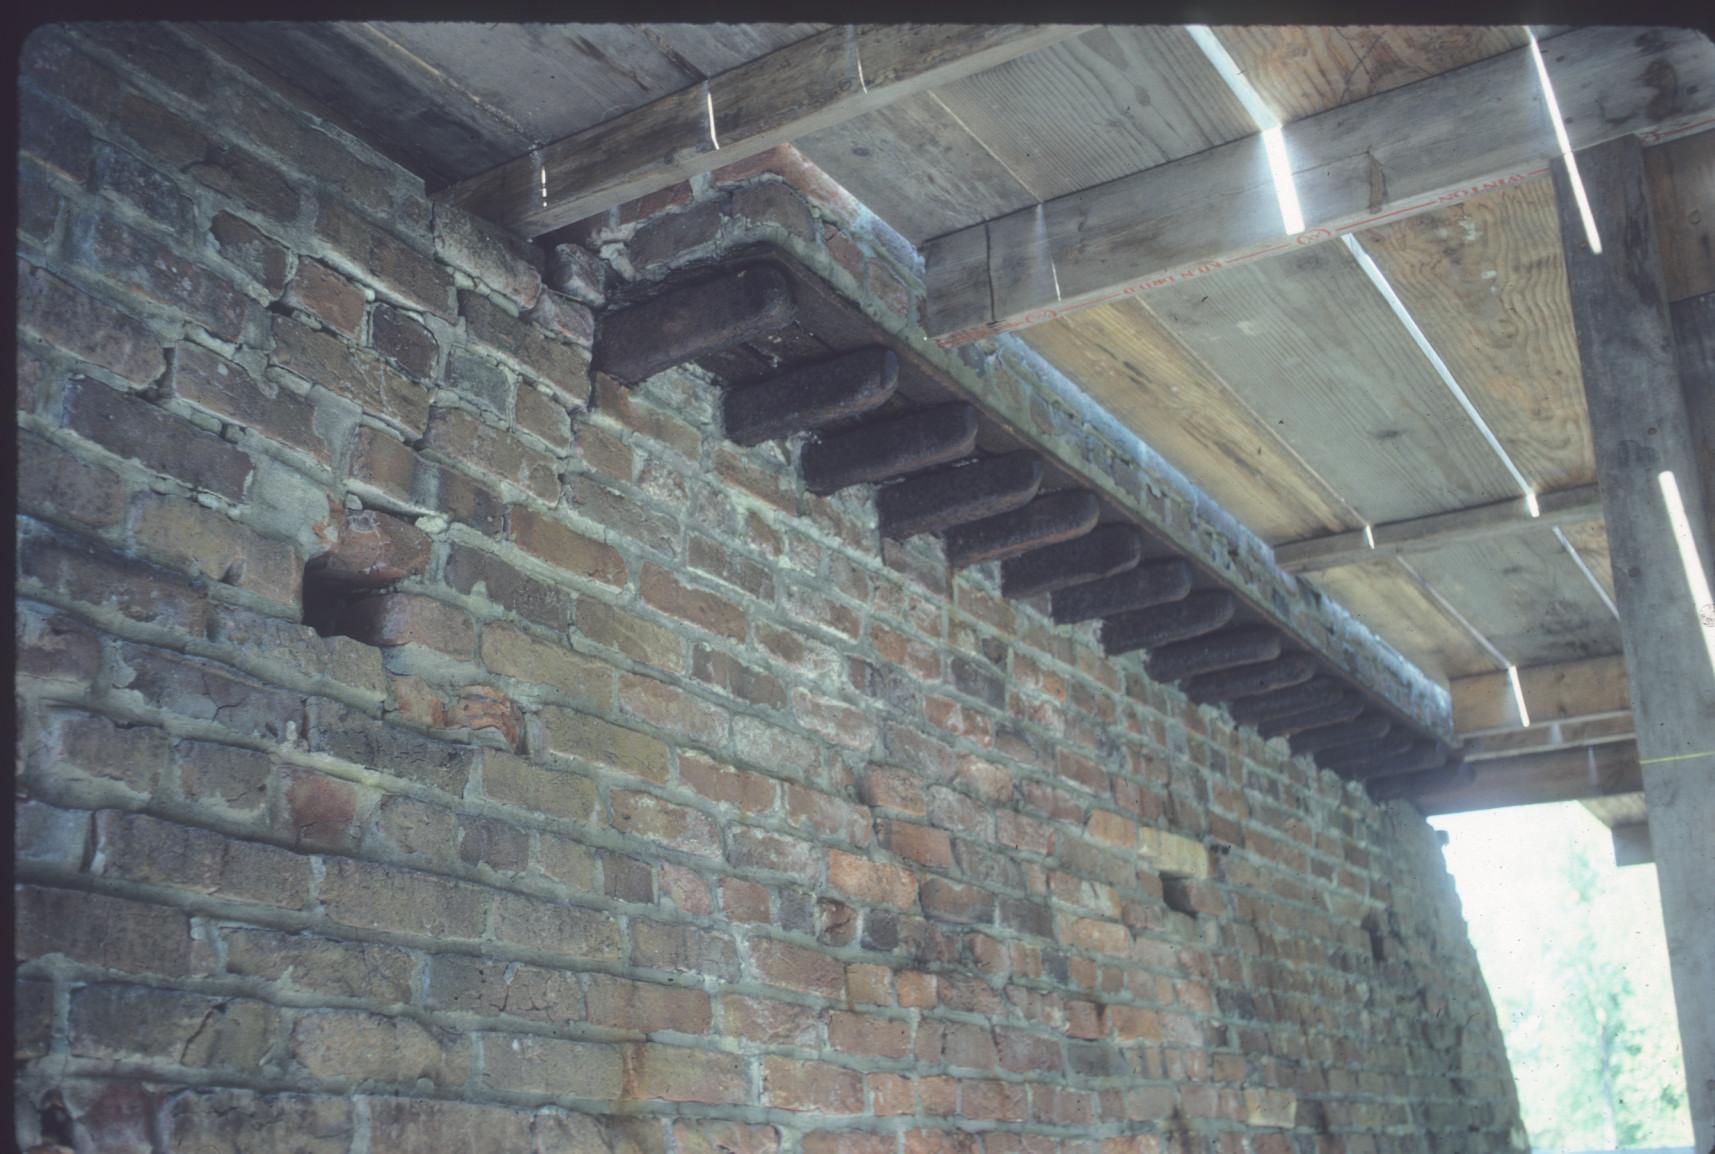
<box><xmin>15</xmin><ymin>23</ymin><xmax>1525</xmax><ymax>1154</ymax></box>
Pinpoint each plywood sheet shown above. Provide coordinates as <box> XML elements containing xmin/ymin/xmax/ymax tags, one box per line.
<box><xmin>798</xmin><ymin>93</ymin><xmax>1040</xmax><ymax>243</ymax></box>
<box><xmin>1024</xmin><ymin>299</ymin><xmax>1359</xmax><ymax>544</ymax></box>
<box><xmin>1213</xmin><ymin>26</ymin><xmax>1530</xmax><ymax>124</ymax></box>
<box><xmin>638</xmin><ymin>24</ymin><xmax>828</xmax><ymax>78</ymax></box>
<box><xmin>1310</xmin><ymin>557</ymin><xmax>1505</xmax><ymax>682</ymax></box>
<box><xmin>1559</xmin><ymin>519</ymin><xmax>1617</xmax><ymax>603</ymax></box>
<box><xmin>1407</xmin><ymin>528</ymin><xmax>1623</xmax><ymax>666</ymax></box>
<box><xmin>1361</xmin><ymin>175</ymin><xmax>1594</xmax><ymax>491</ymax></box>
<box><xmin>1140</xmin><ymin>243</ymin><xmax>1523</xmax><ymax>525</ymax></box>
<box><xmin>930</xmin><ymin>26</ymin><xmax>1254</xmax><ymax>202</ymax></box>
<box><xmin>1645</xmin><ymin>127</ymin><xmax>1715</xmax><ymax>302</ymax></box>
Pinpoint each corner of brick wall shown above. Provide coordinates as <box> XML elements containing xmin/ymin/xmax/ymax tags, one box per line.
<box><xmin>15</xmin><ymin>22</ymin><xmax>1523</xmax><ymax>1154</ymax></box>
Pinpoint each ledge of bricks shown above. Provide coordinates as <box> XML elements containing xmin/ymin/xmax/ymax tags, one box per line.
<box><xmin>15</xmin><ymin>21</ymin><xmax>1525</xmax><ymax>1154</ymax></box>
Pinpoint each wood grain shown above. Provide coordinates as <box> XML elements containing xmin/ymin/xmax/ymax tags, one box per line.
<box><xmin>1644</xmin><ymin>127</ymin><xmax>1715</xmax><ymax>302</ymax></box>
<box><xmin>1310</xmin><ymin>558</ymin><xmax>1503</xmax><ymax>682</ymax></box>
<box><xmin>1361</xmin><ymin>175</ymin><xmax>1593</xmax><ymax>490</ymax></box>
<box><xmin>1022</xmin><ymin>298</ymin><xmax>1359</xmax><ymax>544</ymax></box>
<box><xmin>638</xmin><ymin>23</ymin><xmax>828</xmax><ymax>78</ymax></box>
<box><xmin>929</xmin><ymin>26</ymin><xmax>1254</xmax><ymax>201</ymax></box>
<box><xmin>1452</xmin><ymin>653</ymin><xmax>1631</xmax><ymax>735</ymax></box>
<box><xmin>1213</xmin><ymin>26</ymin><xmax>1529</xmax><ymax>124</ymax></box>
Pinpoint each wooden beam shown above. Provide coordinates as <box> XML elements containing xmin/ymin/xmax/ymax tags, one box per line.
<box><xmin>1288</xmin><ymin>714</ymin><xmax>1391</xmax><ymax>757</ymax></box>
<box><xmin>1099</xmin><ymin>589</ymin><xmax>1234</xmax><ymax>656</ymax></box>
<box><xmin>1273</xmin><ymin>485</ymin><xmax>1603</xmax><ymax>574</ymax></box>
<box><xmin>800</xmin><ymin>403</ymin><xmax>977</xmax><ymax>495</ymax></box>
<box><xmin>1411</xmin><ymin>742</ymin><xmax>1643</xmax><ymax>815</ymax></box>
<box><xmin>1000</xmin><ymin>524</ymin><xmax>1143</xmax><ymax>600</ymax></box>
<box><xmin>592</xmin><ymin>263</ymin><xmax>795</xmax><ymax>386</ymax></box>
<box><xmin>1316</xmin><ymin>734</ymin><xmax>1415</xmax><ymax>774</ymax></box>
<box><xmin>1612</xmin><ymin>821</ymin><xmax>1654</xmax><ymax>867</ymax></box>
<box><xmin>943</xmin><ymin>490</ymin><xmax>1099</xmax><ymax>569</ymax></box>
<box><xmin>924</xmin><ymin>27</ymin><xmax>1715</xmax><ymax>345</ymax></box>
<box><xmin>1147</xmin><ymin>627</ymin><xmax>1281</xmax><ymax>683</ymax></box>
<box><xmin>723</xmin><ymin>347</ymin><xmax>897</xmax><ymax>446</ymax></box>
<box><xmin>1052</xmin><ymin>560</ymin><xmax>1195</xmax><ymax>626</ymax></box>
<box><xmin>878</xmin><ymin>453</ymin><xmax>1042</xmax><ymax>540</ymax></box>
<box><xmin>1450</xmin><ymin>654</ymin><xmax>1631</xmax><ymax>736</ymax></box>
<box><xmin>1256</xmin><ymin>695</ymin><xmax>1365</xmax><ymax>740</ymax></box>
<box><xmin>1354</xmin><ymin>741</ymin><xmax>1454</xmax><ymax>781</ymax></box>
<box><xmin>1184</xmin><ymin>654</ymin><xmax>1316</xmax><ymax>705</ymax></box>
<box><xmin>438</xmin><ymin>24</ymin><xmax>1086</xmax><ymax>236</ymax></box>
<box><xmin>1461</xmin><ymin>715</ymin><xmax>1635</xmax><ymax>761</ymax></box>
<box><xmin>1558</xmin><ymin>134</ymin><xmax>1715</xmax><ymax>1150</ymax></box>
<box><xmin>1368</xmin><ymin>761</ymin><xmax>1472</xmax><ymax>803</ymax></box>
<box><xmin>1227</xmin><ymin>678</ymin><xmax>1346</xmax><ymax>726</ymax></box>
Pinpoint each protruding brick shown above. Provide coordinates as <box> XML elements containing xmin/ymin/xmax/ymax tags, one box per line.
<box><xmin>309</xmin><ymin>507</ymin><xmax>431</xmax><ymax>588</ymax></box>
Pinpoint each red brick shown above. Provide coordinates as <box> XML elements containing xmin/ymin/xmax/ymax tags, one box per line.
<box><xmin>271</xmin><ymin>312</ymin><xmax>430</xmax><ymax>437</ymax></box>
<box><xmin>611</xmin><ymin>788</ymin><xmax>721</xmax><ymax>857</ymax></box>
<box><xmin>879</xmin><ymin>819</ymin><xmax>955</xmax><ymax>869</ymax></box>
<box><xmin>444</xmin><ymin>543</ymin><xmax>573</xmax><ymax>630</ymax></box>
<box><xmin>310</xmin><ymin>506</ymin><xmax>430</xmax><ymax>587</ymax></box>
<box><xmin>19</xmin><ymin>259</ymin><xmax>164</xmax><ymax>384</ymax></box>
<box><xmin>587</xmin><ymin>975</ymin><xmax>711</xmax><ymax>1033</ymax></box>
<box><xmin>640</xmin><ymin>563</ymin><xmax>746</xmax><ymax>641</ymax></box>
<box><xmin>678</xmin><ymin>752</ymin><xmax>778</xmax><ymax>813</ymax></box>
<box><xmin>828</xmin><ymin>1010</ymin><xmax>911</xmax><ymax>1059</ymax></box>
<box><xmin>20</xmin><ymin>523</ymin><xmax>208</xmax><ymax>634</ymax></box>
<box><xmin>593</xmin><ymin>375</ymin><xmax>702</xmax><ymax>458</ymax></box>
<box><xmin>315</xmin><ymin>198</ymin><xmax>454</xmax><ymax>319</ymax></box>
<box><xmin>285</xmin><ymin>258</ymin><xmax>366</xmax><ymax>337</ymax></box>
<box><xmin>576</xmin><ymin>597</ymin><xmax>683</xmax><ymax>670</ymax></box>
<box><xmin>721</xmin><ymin>877</ymin><xmax>773</xmax><ymax>922</ymax></box>
<box><xmin>169</xmin><ymin>342</ymin><xmax>328</xmax><ymax>461</ymax></box>
<box><xmin>335</xmin><ymin>592</ymin><xmax>475</xmax><ymax>656</ymax></box>
<box><xmin>480</xmin><ymin>622</ymin><xmax>612</xmax><ymax>703</ymax></box>
<box><xmin>691</xmin><ymin>643</ymin><xmax>788</xmax><ymax>710</ymax></box>
<box><xmin>624</xmin><ymin>1042</ymin><xmax>748</xmax><ymax>1104</ymax></box>
<box><xmin>131</xmin><ymin>491</ymin><xmax>300</xmax><ymax>607</ymax></box>
<box><xmin>619</xmin><ymin>672</ymin><xmax>730</xmax><ymax>745</ymax></box>
<box><xmin>920</xmin><ymin>878</ymin><xmax>995</xmax><ymax>926</ymax></box>
<box><xmin>462</xmin><ymin>290</ymin><xmax>589</xmax><ymax>404</ymax></box>
<box><xmin>762</xmin><ymin>1055</ymin><xmax>863</xmax><ymax>1113</ymax></box>
<box><xmin>719</xmin><ymin>994</ymin><xmax>819</xmax><ymax>1047</ymax></box>
<box><xmin>449</xmin><ymin>686</ymin><xmax>523</xmax><ymax>750</ymax></box>
<box><xmin>73</xmin><ymin>212</ymin><xmax>250</xmax><ymax>341</ymax></box>
<box><xmin>370</xmin><ymin>302</ymin><xmax>438</xmax><ymax>379</ymax></box>
<box><xmin>423</xmin><ymin>405</ymin><xmax>560</xmax><ymax>502</ymax></box>
<box><xmin>827</xmin><ymin>849</ymin><xmax>918</xmax><ymax>909</ymax></box>
<box><xmin>17</xmin><ymin>429</ymin><xmax>124</xmax><ymax>529</ymax></box>
<box><xmin>509</xmin><ymin>505</ymin><xmax>626</xmax><ymax>586</ymax></box>
<box><xmin>676</xmin><ymin>1122</ymin><xmax>778</xmax><ymax>1154</ymax></box>
<box><xmin>749</xmin><ymin>937</ymin><xmax>846</xmax><ymax>998</ymax></box>
<box><xmin>480</xmin><ymin>750</ymin><xmax>595</xmax><ymax>823</ymax></box>
<box><xmin>15</xmin><ymin>885</ymin><xmax>197</xmax><ymax>976</ymax></box>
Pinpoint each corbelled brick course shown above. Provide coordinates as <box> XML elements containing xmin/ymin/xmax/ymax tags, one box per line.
<box><xmin>15</xmin><ymin>21</ymin><xmax>1523</xmax><ymax>1154</ymax></box>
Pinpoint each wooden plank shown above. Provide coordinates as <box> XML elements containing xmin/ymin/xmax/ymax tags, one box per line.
<box><xmin>1462</xmin><ymin>714</ymin><xmax>1635</xmax><ymax>761</ymax></box>
<box><xmin>1275</xmin><ymin>484</ymin><xmax>1603</xmax><ymax>572</ymax></box>
<box><xmin>1141</xmin><ymin>243</ymin><xmax>1522</xmax><ymax>524</ymax></box>
<box><xmin>1559</xmin><ymin>519</ymin><xmax>1617</xmax><ymax>603</ymax></box>
<box><xmin>925</xmin><ymin>27</ymin><xmax>1715</xmax><ymax>344</ymax></box>
<box><xmin>1213</xmin><ymin>26</ymin><xmax>1530</xmax><ymax>124</ymax></box>
<box><xmin>1309</xmin><ymin>558</ymin><xmax>1503</xmax><ymax>682</ymax></box>
<box><xmin>1404</xmin><ymin>530</ymin><xmax>1624</xmax><ymax>666</ymax></box>
<box><xmin>1360</xmin><ymin>175</ymin><xmax>1594</xmax><ymax>491</ymax></box>
<box><xmin>1645</xmin><ymin>128</ymin><xmax>1715</xmax><ymax>302</ymax></box>
<box><xmin>1670</xmin><ymin>293</ymin><xmax>1715</xmax><ymax>540</ymax></box>
<box><xmin>1558</xmin><ymin>136</ymin><xmax>1715</xmax><ymax>1151</ymax></box>
<box><xmin>928</xmin><ymin>26</ymin><xmax>1253</xmax><ymax>201</ymax></box>
<box><xmin>1023</xmin><ymin>300</ymin><xmax>1359</xmax><ymax>544</ymax></box>
<box><xmin>1583</xmin><ymin>791</ymin><xmax>1649</xmax><ymax>829</ymax></box>
<box><xmin>1451</xmin><ymin>653</ymin><xmax>1631</xmax><ymax>736</ymax></box>
<box><xmin>1412</xmin><ymin>742</ymin><xmax>1643</xmax><ymax>814</ymax></box>
<box><xmin>443</xmin><ymin>24</ymin><xmax>1084</xmax><ymax>236</ymax></box>
<box><xmin>638</xmin><ymin>23</ymin><xmax>828</xmax><ymax>78</ymax></box>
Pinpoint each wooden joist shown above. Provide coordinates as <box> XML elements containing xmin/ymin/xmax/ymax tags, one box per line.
<box><xmin>1409</xmin><ymin>742</ymin><xmax>1643</xmax><ymax>815</ymax></box>
<box><xmin>593</xmin><ymin>264</ymin><xmax>795</xmax><ymax>386</ymax></box>
<box><xmin>1288</xmin><ymin>714</ymin><xmax>1392</xmax><ymax>757</ymax></box>
<box><xmin>1451</xmin><ymin>654</ymin><xmax>1631</xmax><ymax>736</ymax></box>
<box><xmin>800</xmin><ymin>403</ymin><xmax>978</xmax><ymax>495</ymax></box>
<box><xmin>1367</xmin><ymin>761</ymin><xmax>1473</xmax><ymax>803</ymax></box>
<box><xmin>944</xmin><ymin>490</ymin><xmax>1100</xmax><ymax>569</ymax></box>
<box><xmin>1053</xmin><ymin>560</ymin><xmax>1196</xmax><ymax>626</ymax></box>
<box><xmin>1098</xmin><ymin>589</ymin><xmax>1232</xmax><ymax>655</ymax></box>
<box><xmin>1228</xmin><ymin>678</ymin><xmax>1347</xmax><ymax>726</ymax></box>
<box><xmin>1000</xmin><ymin>524</ymin><xmax>1144</xmax><ymax>600</ymax></box>
<box><xmin>1317</xmin><ymin>734</ymin><xmax>1416</xmax><ymax>773</ymax></box>
<box><xmin>438</xmin><ymin>24</ymin><xmax>1085</xmax><ymax>236</ymax></box>
<box><xmin>1257</xmin><ymin>695</ymin><xmax>1366</xmax><ymax>740</ymax></box>
<box><xmin>1147</xmin><ymin>626</ymin><xmax>1281</xmax><ymax>684</ymax></box>
<box><xmin>877</xmin><ymin>453</ymin><xmax>1043</xmax><ymax>540</ymax></box>
<box><xmin>924</xmin><ymin>27</ymin><xmax>1715</xmax><ymax>344</ymax></box>
<box><xmin>722</xmin><ymin>347</ymin><xmax>898</xmax><ymax>446</ymax></box>
<box><xmin>1354</xmin><ymin>741</ymin><xmax>1454</xmax><ymax>780</ymax></box>
<box><xmin>1184</xmin><ymin>654</ymin><xmax>1316</xmax><ymax>705</ymax></box>
<box><xmin>1273</xmin><ymin>484</ymin><xmax>1604</xmax><ymax>573</ymax></box>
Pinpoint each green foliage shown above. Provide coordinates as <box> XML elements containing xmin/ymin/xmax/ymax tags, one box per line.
<box><xmin>1432</xmin><ymin>804</ymin><xmax>1691</xmax><ymax>1150</ymax></box>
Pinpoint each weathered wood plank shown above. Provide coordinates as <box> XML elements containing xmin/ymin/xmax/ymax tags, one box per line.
<box><xmin>925</xmin><ymin>27</ymin><xmax>1715</xmax><ymax>344</ymax></box>
<box><xmin>1645</xmin><ymin>128</ymin><xmax>1715</xmax><ymax>302</ymax></box>
<box><xmin>1213</xmin><ymin>26</ymin><xmax>1530</xmax><ymax>124</ymax></box>
<box><xmin>1184</xmin><ymin>654</ymin><xmax>1317</xmax><ymax>705</ymax></box>
<box><xmin>1559</xmin><ymin>136</ymin><xmax>1715</xmax><ymax>1149</ymax></box>
<box><xmin>1368</xmin><ymin>760</ymin><xmax>1473</xmax><ymax>803</ymax></box>
<box><xmin>593</xmin><ymin>264</ymin><xmax>795</xmax><ymax>386</ymax></box>
<box><xmin>1147</xmin><ymin>627</ymin><xmax>1282</xmax><ymax>684</ymax></box>
<box><xmin>1671</xmin><ymin>292</ymin><xmax>1715</xmax><ymax>537</ymax></box>
<box><xmin>722</xmin><ymin>347</ymin><xmax>897</xmax><ymax>446</ymax></box>
<box><xmin>876</xmin><ymin>453</ymin><xmax>1042</xmax><ymax>540</ymax></box>
<box><xmin>1097</xmin><ymin>588</ymin><xmax>1231</xmax><ymax>655</ymax></box>
<box><xmin>1411</xmin><ymin>742</ymin><xmax>1642</xmax><ymax>814</ymax></box>
<box><xmin>944</xmin><ymin>490</ymin><xmax>1100</xmax><ymax>569</ymax></box>
<box><xmin>800</xmin><ymin>403</ymin><xmax>978</xmax><ymax>495</ymax></box>
<box><xmin>1227</xmin><ymin>677</ymin><xmax>1347</xmax><ymax>726</ymax></box>
<box><xmin>1275</xmin><ymin>484</ymin><xmax>1604</xmax><ymax>573</ymax></box>
<box><xmin>1000</xmin><ymin>524</ymin><xmax>1144</xmax><ymax>600</ymax></box>
<box><xmin>1308</xmin><ymin>557</ymin><xmax>1504</xmax><ymax>682</ymax></box>
<box><xmin>442</xmin><ymin>24</ymin><xmax>1086</xmax><ymax>235</ymax></box>
<box><xmin>1451</xmin><ymin>653</ymin><xmax>1631</xmax><ymax>736</ymax></box>
<box><xmin>1053</xmin><ymin>560</ymin><xmax>1196</xmax><ymax>626</ymax></box>
<box><xmin>1289</xmin><ymin>714</ymin><xmax>1392</xmax><ymax>757</ymax></box>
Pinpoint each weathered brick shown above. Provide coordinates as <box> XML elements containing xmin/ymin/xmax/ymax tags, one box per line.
<box><xmin>169</xmin><ymin>343</ymin><xmax>328</xmax><ymax>461</ymax></box>
<box><xmin>462</xmin><ymin>289</ymin><xmax>591</xmax><ymax>404</ymax></box>
<box><xmin>232</xmin><ymin>85</ymin><xmax>404</xmax><ymax>223</ymax></box>
<box><xmin>640</xmin><ymin>563</ymin><xmax>746</xmax><ymax>641</ymax></box>
<box><xmin>458</xmin><ymin>810</ymin><xmax>529</xmax><ymax>869</ymax></box>
<box><xmin>116</xmin><ymin>88</ymin><xmax>207</xmax><ymax>169</ymax></box>
<box><xmin>160</xmin><ymin>1089</ymin><xmax>354</xmax><ymax>1154</ymax></box>
<box><xmin>490</xmin><ymin>891</ymin><xmax>624</xmax><ymax>962</ymax></box>
<box><xmin>732</xmin><ymin>180</ymin><xmax>817</xmax><ymax>241</ymax></box>
<box><xmin>481</xmin><ymin>622</ymin><xmax>612</xmax><ymax>703</ymax></box>
<box><xmin>610</xmin><ymin>788</ymin><xmax>721</xmax><ymax>857</ymax></box>
<box><xmin>480</xmin><ymin>750</ymin><xmax>596</xmax><ymax>823</ymax></box>
<box><xmin>209</xmin><ymin>210</ymin><xmax>291</xmax><ymax>296</ymax></box>
<box><xmin>292</xmin><ymin>1009</ymin><xmax>470</xmax><ymax>1087</ymax></box>
<box><xmin>91</xmin><ymin>141</ymin><xmax>196</xmax><ymax>232</ymax></box>
<box><xmin>94</xmin><ymin>810</ymin><xmax>312</xmax><ymax>908</ymax></box>
<box><xmin>827</xmin><ymin>849</ymin><xmax>918</xmax><ymax>909</ymax></box>
<box><xmin>366</xmin><ymin>1097</ymin><xmax>535</xmax><ymax>1154</ymax></box>
<box><xmin>20</xmin><ymin>523</ymin><xmax>209</xmax><ymax>634</ymax></box>
<box><xmin>64</xmin><ymin>376</ymin><xmax>251</xmax><ymax>498</ymax></box>
<box><xmin>513</xmin><ymin>383</ymin><xmax>573</xmax><ymax>449</ymax></box>
<box><xmin>546</xmin><ymin>241</ymin><xmax>605</xmax><ymax>306</ymax></box>
<box><xmin>15</xmin><ymin>885</ymin><xmax>197</xmax><ymax>976</ymax></box>
<box><xmin>22</xmin><ymin>28</ymin><xmax>121</xmax><ymax>116</ymax></box>
<box><xmin>286</xmin><ymin>258</ymin><xmax>366</xmax><ymax>337</ymax></box>
<box><xmin>423</xmin><ymin>405</ymin><xmax>558</xmax><ymax>501</ymax></box>
<box><xmin>272</xmin><ymin>313</ymin><xmax>430</xmax><ymax>436</ymax></box>
<box><xmin>445</xmin><ymin>348</ymin><xmax>514</xmax><ymax>416</ymax></box>
<box><xmin>920</xmin><ymin>878</ymin><xmax>995</xmax><ymax>926</ymax></box>
<box><xmin>529</xmin><ymin>287</ymin><xmax>595</xmax><ymax>347</ymax></box>
<box><xmin>17</xmin><ymin>428</ymin><xmax>125</xmax><ymax>530</ymax></box>
<box><xmin>131</xmin><ymin>491</ymin><xmax>301</xmax><ymax>607</ymax></box>
<box><xmin>749</xmin><ymin>937</ymin><xmax>845</xmax><ymax>998</ymax></box>
<box><xmin>828</xmin><ymin>1009</ymin><xmax>911</xmax><ymax>1059</ymax></box>
<box><xmin>369</xmin><ymin>302</ymin><xmax>438</xmax><ymax>379</ymax></box>
<box><xmin>632</xmin><ymin>921</ymin><xmax>739</xmax><ymax>978</ymax></box>
<box><xmin>190</xmin><ymin>140</ymin><xmax>303</xmax><ymax>223</ymax></box>
<box><xmin>587</xmin><ymin>974</ymin><xmax>711</xmax><ymax>1034</ymax></box>
<box><xmin>482</xmin><ymin>1033</ymin><xmax>624</xmax><ymax>1097</ymax></box>
<box><xmin>509</xmin><ymin>505</ymin><xmax>626</xmax><ymax>587</ymax></box>
<box><xmin>18</xmin><ymin>158</ymin><xmax>65</xmax><ymax>244</ymax></box>
<box><xmin>15</xmin><ymin>603</ymin><xmax>102</xmax><ymax>685</ymax></box>
<box><xmin>72</xmin><ymin>985</ymin><xmax>276</xmax><ymax>1068</ymax></box>
<box><xmin>678</xmin><ymin>752</ymin><xmax>778</xmax><ymax>814</ymax></box>
<box><xmin>18</xmin><ymin>259</ymin><xmax>165</xmax><ymax>384</ymax></box>
<box><xmin>222</xmin><ymin>928</ymin><xmax>415</xmax><ymax>1003</ymax></box>
<box><xmin>540</xmin><ymin>707</ymin><xmax>670</xmax><ymax>783</ymax></box>
<box><xmin>319</xmin><ymin>857</ymin><xmax>487</xmax><ymax>940</ymax></box>
<box><xmin>316</xmin><ymin>198</ymin><xmax>453</xmax><ymax>318</ymax></box>
<box><xmin>762</xmin><ymin>1055</ymin><xmax>863</xmax><ymax>1114</ymax></box>
<box><xmin>433</xmin><ymin>202</ymin><xmax>543</xmax><ymax>308</ymax></box>
<box><xmin>73</xmin><ymin>212</ymin><xmax>251</xmax><ymax>341</ymax></box>
<box><xmin>619</xmin><ymin>673</ymin><xmax>729</xmax><ymax>745</ymax></box>
<box><xmin>426</xmin><ymin>954</ymin><xmax>582</xmax><ymax>1024</ymax></box>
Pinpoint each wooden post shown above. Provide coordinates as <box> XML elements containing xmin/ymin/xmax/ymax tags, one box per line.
<box><xmin>1556</xmin><ymin>135</ymin><xmax>1715</xmax><ymax>1150</ymax></box>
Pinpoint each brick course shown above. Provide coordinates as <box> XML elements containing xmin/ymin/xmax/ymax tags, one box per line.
<box><xmin>14</xmin><ymin>22</ymin><xmax>1523</xmax><ymax>1154</ymax></box>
